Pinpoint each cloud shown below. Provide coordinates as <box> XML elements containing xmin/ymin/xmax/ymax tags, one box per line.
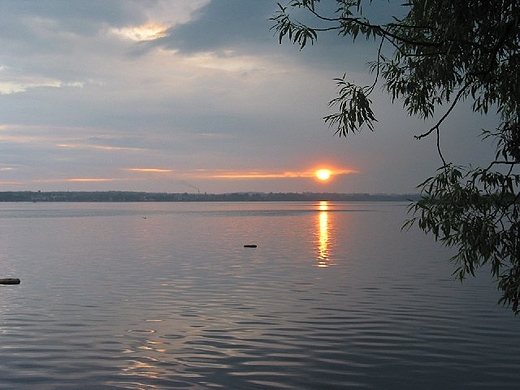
<box><xmin>152</xmin><ymin>0</ymin><xmax>275</xmax><ymax>53</ymax></box>
<box><xmin>0</xmin><ymin>69</ymin><xmax>84</xmax><ymax>95</ymax></box>
<box><xmin>111</xmin><ymin>23</ymin><xmax>169</xmax><ymax>42</ymax></box>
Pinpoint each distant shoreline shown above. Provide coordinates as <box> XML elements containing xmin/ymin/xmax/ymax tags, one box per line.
<box><xmin>0</xmin><ymin>191</ymin><xmax>419</xmax><ymax>202</ymax></box>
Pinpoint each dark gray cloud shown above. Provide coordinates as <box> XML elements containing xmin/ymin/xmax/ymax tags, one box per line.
<box><xmin>155</xmin><ymin>0</ymin><xmax>277</xmax><ymax>53</ymax></box>
<box><xmin>149</xmin><ymin>0</ymin><xmax>371</xmax><ymax>71</ymax></box>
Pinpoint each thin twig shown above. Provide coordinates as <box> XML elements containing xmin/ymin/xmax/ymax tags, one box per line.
<box><xmin>415</xmin><ymin>83</ymin><xmax>470</xmax><ymax>140</ymax></box>
<box><xmin>436</xmin><ymin>127</ymin><xmax>447</xmax><ymax>165</ymax></box>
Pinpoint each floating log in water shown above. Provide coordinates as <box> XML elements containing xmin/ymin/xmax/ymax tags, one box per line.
<box><xmin>243</xmin><ymin>244</ymin><xmax>257</xmax><ymax>248</ymax></box>
<box><xmin>0</xmin><ymin>278</ymin><xmax>20</xmax><ymax>285</ymax></box>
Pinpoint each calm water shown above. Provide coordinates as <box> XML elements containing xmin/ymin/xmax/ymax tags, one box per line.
<box><xmin>0</xmin><ymin>201</ymin><xmax>519</xmax><ymax>389</ymax></box>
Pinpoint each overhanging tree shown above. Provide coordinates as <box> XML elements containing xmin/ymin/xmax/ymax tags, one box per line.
<box><xmin>271</xmin><ymin>0</ymin><xmax>520</xmax><ymax>313</ymax></box>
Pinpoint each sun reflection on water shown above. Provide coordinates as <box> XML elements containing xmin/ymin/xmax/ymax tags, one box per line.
<box><xmin>317</xmin><ymin>201</ymin><xmax>334</xmax><ymax>267</ymax></box>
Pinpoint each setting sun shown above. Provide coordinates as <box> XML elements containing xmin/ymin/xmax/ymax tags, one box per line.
<box><xmin>316</xmin><ymin>169</ymin><xmax>332</xmax><ymax>181</ymax></box>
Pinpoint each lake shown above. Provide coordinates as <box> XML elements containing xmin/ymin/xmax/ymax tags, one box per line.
<box><xmin>0</xmin><ymin>201</ymin><xmax>519</xmax><ymax>389</ymax></box>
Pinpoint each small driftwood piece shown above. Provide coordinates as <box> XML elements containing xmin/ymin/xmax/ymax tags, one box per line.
<box><xmin>0</xmin><ymin>278</ymin><xmax>21</xmax><ymax>285</ymax></box>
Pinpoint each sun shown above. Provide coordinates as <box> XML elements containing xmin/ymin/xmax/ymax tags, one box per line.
<box><xmin>315</xmin><ymin>169</ymin><xmax>332</xmax><ymax>181</ymax></box>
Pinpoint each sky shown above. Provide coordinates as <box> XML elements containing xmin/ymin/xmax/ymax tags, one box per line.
<box><xmin>0</xmin><ymin>0</ymin><xmax>500</xmax><ymax>194</ymax></box>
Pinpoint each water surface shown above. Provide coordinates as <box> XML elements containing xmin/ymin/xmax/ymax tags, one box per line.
<box><xmin>0</xmin><ymin>201</ymin><xmax>518</xmax><ymax>389</ymax></box>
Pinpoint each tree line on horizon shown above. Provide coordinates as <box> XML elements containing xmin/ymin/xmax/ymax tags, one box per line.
<box><xmin>0</xmin><ymin>191</ymin><xmax>418</xmax><ymax>202</ymax></box>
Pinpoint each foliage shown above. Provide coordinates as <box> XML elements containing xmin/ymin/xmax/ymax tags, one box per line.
<box><xmin>271</xmin><ymin>0</ymin><xmax>520</xmax><ymax>313</ymax></box>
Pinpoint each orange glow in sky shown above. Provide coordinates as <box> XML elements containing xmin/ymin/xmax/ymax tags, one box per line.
<box><xmin>126</xmin><ymin>168</ymin><xmax>173</xmax><ymax>173</ymax></box>
<box><xmin>66</xmin><ymin>178</ymin><xmax>122</xmax><ymax>182</ymax></box>
<box><xmin>205</xmin><ymin>168</ymin><xmax>357</xmax><ymax>180</ymax></box>
<box><xmin>12</xmin><ymin>167</ymin><xmax>358</xmax><ymax>190</ymax></box>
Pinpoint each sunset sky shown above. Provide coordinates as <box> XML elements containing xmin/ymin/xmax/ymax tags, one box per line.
<box><xmin>0</xmin><ymin>0</ymin><xmax>499</xmax><ymax>194</ymax></box>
